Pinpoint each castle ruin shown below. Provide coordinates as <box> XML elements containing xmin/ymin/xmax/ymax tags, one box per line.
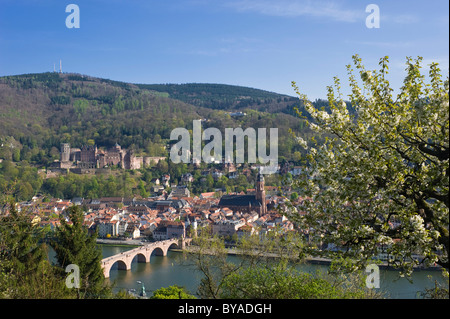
<box><xmin>58</xmin><ymin>143</ymin><xmax>163</xmax><ymax>171</ymax></box>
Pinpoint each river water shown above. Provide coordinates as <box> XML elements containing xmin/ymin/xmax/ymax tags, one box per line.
<box><xmin>100</xmin><ymin>244</ymin><xmax>448</xmax><ymax>299</ymax></box>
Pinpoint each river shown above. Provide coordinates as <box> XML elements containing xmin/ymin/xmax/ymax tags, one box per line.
<box><xmin>100</xmin><ymin>244</ymin><xmax>448</xmax><ymax>299</ymax></box>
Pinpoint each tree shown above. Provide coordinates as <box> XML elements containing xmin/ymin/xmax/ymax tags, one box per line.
<box><xmin>293</xmin><ymin>151</ymin><xmax>302</xmax><ymax>162</ymax></box>
<box><xmin>0</xmin><ymin>200</ymin><xmax>45</xmax><ymax>275</ymax></box>
<box><xmin>0</xmin><ymin>200</ymin><xmax>70</xmax><ymax>298</ymax></box>
<box><xmin>150</xmin><ymin>285</ymin><xmax>196</xmax><ymax>299</ymax></box>
<box><xmin>220</xmin><ymin>261</ymin><xmax>374</xmax><ymax>299</ymax></box>
<box><xmin>289</xmin><ymin>55</ymin><xmax>449</xmax><ymax>276</ymax></box>
<box><xmin>52</xmin><ymin>205</ymin><xmax>110</xmax><ymax>298</ymax></box>
<box><xmin>205</xmin><ymin>174</ymin><xmax>214</xmax><ymax>190</ymax></box>
<box><xmin>138</xmin><ymin>180</ymin><xmax>149</xmax><ymax>198</ymax></box>
<box><xmin>185</xmin><ymin>227</ymin><xmax>241</xmax><ymax>299</ymax></box>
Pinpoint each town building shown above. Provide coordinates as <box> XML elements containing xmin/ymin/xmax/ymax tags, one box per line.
<box><xmin>97</xmin><ymin>219</ymin><xmax>120</xmax><ymax>237</ymax></box>
<box><xmin>212</xmin><ymin>219</ymin><xmax>245</xmax><ymax>237</ymax></box>
<box><xmin>153</xmin><ymin>220</ymin><xmax>186</xmax><ymax>240</ymax></box>
<box><xmin>168</xmin><ymin>185</ymin><xmax>191</xmax><ymax>198</ymax></box>
<box><xmin>218</xmin><ymin>173</ymin><xmax>267</xmax><ymax>215</ymax></box>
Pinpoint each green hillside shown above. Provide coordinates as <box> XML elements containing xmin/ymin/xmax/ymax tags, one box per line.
<box><xmin>0</xmin><ymin>72</ymin><xmax>318</xmax><ymax>169</ymax></box>
<box><xmin>136</xmin><ymin>82</ymin><xmax>298</xmax><ymax>111</ymax></box>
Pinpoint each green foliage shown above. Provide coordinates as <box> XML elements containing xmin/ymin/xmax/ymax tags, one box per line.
<box><xmin>220</xmin><ymin>264</ymin><xmax>373</xmax><ymax>299</ymax></box>
<box><xmin>290</xmin><ymin>192</ymin><xmax>298</xmax><ymax>201</ymax></box>
<box><xmin>41</xmin><ymin>173</ymin><xmax>128</xmax><ymax>199</ymax></box>
<box><xmin>51</xmin><ymin>95</ymin><xmax>71</xmax><ymax>105</ymax></box>
<box><xmin>0</xmin><ymin>200</ymin><xmax>72</xmax><ymax>298</ymax></box>
<box><xmin>51</xmin><ymin>205</ymin><xmax>111</xmax><ymax>298</ymax></box>
<box><xmin>73</xmin><ymin>98</ymin><xmax>89</xmax><ymax>116</ymax></box>
<box><xmin>420</xmin><ymin>273</ymin><xmax>449</xmax><ymax>299</ymax></box>
<box><xmin>135</xmin><ymin>83</ymin><xmax>297</xmax><ymax>110</ymax></box>
<box><xmin>0</xmin><ymin>160</ymin><xmax>42</xmax><ymax>201</ymax></box>
<box><xmin>0</xmin><ymin>200</ymin><xmax>46</xmax><ymax>274</ymax></box>
<box><xmin>0</xmin><ymin>200</ymin><xmax>136</xmax><ymax>298</ymax></box>
<box><xmin>1</xmin><ymin>72</ymin><xmax>62</xmax><ymax>90</ymax></box>
<box><xmin>150</xmin><ymin>285</ymin><xmax>196</xmax><ymax>299</ymax></box>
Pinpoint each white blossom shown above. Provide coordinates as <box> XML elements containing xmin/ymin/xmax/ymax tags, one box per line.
<box><xmin>296</xmin><ymin>136</ymin><xmax>308</xmax><ymax>149</ymax></box>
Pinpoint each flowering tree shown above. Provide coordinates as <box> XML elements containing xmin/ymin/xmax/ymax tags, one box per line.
<box><xmin>290</xmin><ymin>55</ymin><xmax>448</xmax><ymax>276</ymax></box>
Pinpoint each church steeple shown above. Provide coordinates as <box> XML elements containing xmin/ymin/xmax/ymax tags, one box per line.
<box><xmin>255</xmin><ymin>172</ymin><xmax>266</xmax><ymax>215</ymax></box>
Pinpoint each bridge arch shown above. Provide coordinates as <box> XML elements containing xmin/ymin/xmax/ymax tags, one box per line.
<box><xmin>151</xmin><ymin>247</ymin><xmax>165</xmax><ymax>256</ymax></box>
<box><xmin>113</xmin><ymin>260</ymin><xmax>128</xmax><ymax>270</ymax></box>
<box><xmin>103</xmin><ymin>259</ymin><xmax>130</xmax><ymax>278</ymax></box>
<box><xmin>133</xmin><ymin>253</ymin><xmax>147</xmax><ymax>263</ymax></box>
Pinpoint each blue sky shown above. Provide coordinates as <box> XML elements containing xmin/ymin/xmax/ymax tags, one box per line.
<box><xmin>0</xmin><ymin>0</ymin><xmax>448</xmax><ymax>99</ymax></box>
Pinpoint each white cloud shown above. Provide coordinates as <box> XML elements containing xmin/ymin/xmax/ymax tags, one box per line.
<box><xmin>224</xmin><ymin>0</ymin><xmax>364</xmax><ymax>22</ymax></box>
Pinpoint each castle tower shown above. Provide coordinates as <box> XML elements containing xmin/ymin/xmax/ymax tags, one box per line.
<box><xmin>255</xmin><ymin>172</ymin><xmax>266</xmax><ymax>215</ymax></box>
<box><xmin>60</xmin><ymin>143</ymin><xmax>70</xmax><ymax>162</ymax></box>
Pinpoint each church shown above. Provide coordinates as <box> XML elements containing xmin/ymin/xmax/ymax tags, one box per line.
<box><xmin>218</xmin><ymin>173</ymin><xmax>266</xmax><ymax>215</ymax></box>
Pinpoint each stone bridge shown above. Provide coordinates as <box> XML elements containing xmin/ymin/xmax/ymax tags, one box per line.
<box><xmin>101</xmin><ymin>238</ymin><xmax>191</xmax><ymax>278</ymax></box>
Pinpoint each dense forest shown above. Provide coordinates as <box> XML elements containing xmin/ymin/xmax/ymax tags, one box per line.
<box><xmin>0</xmin><ymin>72</ymin><xmax>324</xmax><ymax>200</ymax></box>
<box><xmin>136</xmin><ymin>82</ymin><xmax>299</xmax><ymax>111</ymax></box>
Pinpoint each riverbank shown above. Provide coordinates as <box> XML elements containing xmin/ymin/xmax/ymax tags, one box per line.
<box><xmin>180</xmin><ymin>245</ymin><xmax>444</xmax><ymax>272</ymax></box>
<box><xmin>96</xmin><ymin>238</ymin><xmax>144</xmax><ymax>247</ymax></box>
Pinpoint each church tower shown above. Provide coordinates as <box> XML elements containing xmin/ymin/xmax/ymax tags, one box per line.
<box><xmin>255</xmin><ymin>172</ymin><xmax>266</xmax><ymax>215</ymax></box>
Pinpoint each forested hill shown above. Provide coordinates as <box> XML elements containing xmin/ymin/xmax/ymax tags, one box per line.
<box><xmin>136</xmin><ymin>83</ymin><xmax>298</xmax><ymax>111</ymax></box>
<box><xmin>0</xmin><ymin>72</ymin><xmax>319</xmax><ymax>167</ymax></box>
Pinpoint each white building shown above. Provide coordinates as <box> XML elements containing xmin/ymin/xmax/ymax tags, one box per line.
<box><xmin>97</xmin><ymin>220</ymin><xmax>120</xmax><ymax>237</ymax></box>
<box><xmin>118</xmin><ymin>220</ymin><xmax>128</xmax><ymax>236</ymax></box>
<box><xmin>212</xmin><ymin>219</ymin><xmax>245</xmax><ymax>237</ymax></box>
